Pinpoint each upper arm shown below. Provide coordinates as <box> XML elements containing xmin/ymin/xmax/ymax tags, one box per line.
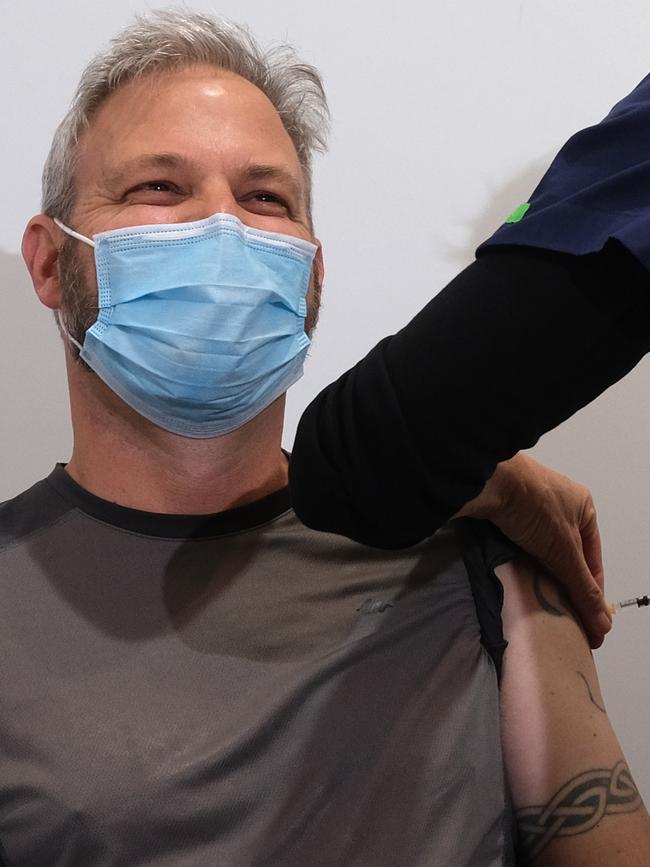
<box><xmin>496</xmin><ymin>556</ymin><xmax>650</xmax><ymax>867</ymax></box>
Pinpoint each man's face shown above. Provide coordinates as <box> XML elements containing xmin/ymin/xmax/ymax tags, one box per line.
<box><xmin>58</xmin><ymin>65</ymin><xmax>322</xmax><ymax>344</ymax></box>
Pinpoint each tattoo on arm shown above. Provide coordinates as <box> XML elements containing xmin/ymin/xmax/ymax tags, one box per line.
<box><xmin>532</xmin><ymin>566</ymin><xmax>572</xmax><ymax>618</ymax></box>
<box><xmin>577</xmin><ymin>670</ymin><xmax>606</xmax><ymax>714</ymax></box>
<box><xmin>516</xmin><ymin>760</ymin><xmax>642</xmax><ymax>862</ymax></box>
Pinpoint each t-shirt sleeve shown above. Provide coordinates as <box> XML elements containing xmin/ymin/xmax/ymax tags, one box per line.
<box><xmin>453</xmin><ymin>517</ymin><xmax>519</xmax><ymax>682</ymax></box>
<box><xmin>478</xmin><ymin>72</ymin><xmax>650</xmax><ymax>270</ymax></box>
<box><xmin>289</xmin><ymin>243</ymin><xmax>650</xmax><ymax>548</ymax></box>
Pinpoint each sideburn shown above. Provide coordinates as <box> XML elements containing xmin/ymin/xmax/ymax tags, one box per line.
<box><xmin>305</xmin><ymin>271</ymin><xmax>322</xmax><ymax>337</ymax></box>
<box><xmin>56</xmin><ymin>236</ymin><xmax>98</xmax><ymax>368</ymax></box>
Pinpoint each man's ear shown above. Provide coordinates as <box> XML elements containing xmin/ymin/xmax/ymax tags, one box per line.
<box><xmin>21</xmin><ymin>215</ymin><xmax>64</xmax><ymax>310</ymax></box>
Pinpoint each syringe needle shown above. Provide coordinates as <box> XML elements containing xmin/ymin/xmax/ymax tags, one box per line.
<box><xmin>607</xmin><ymin>594</ymin><xmax>650</xmax><ymax>614</ymax></box>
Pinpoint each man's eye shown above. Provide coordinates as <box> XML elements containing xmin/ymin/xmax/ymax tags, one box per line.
<box><xmin>245</xmin><ymin>191</ymin><xmax>291</xmax><ymax>214</ymax></box>
<box><xmin>127</xmin><ymin>180</ymin><xmax>181</xmax><ymax>194</ymax></box>
<box><xmin>143</xmin><ymin>181</ymin><xmax>171</xmax><ymax>192</ymax></box>
<box><xmin>255</xmin><ymin>192</ymin><xmax>284</xmax><ymax>203</ymax></box>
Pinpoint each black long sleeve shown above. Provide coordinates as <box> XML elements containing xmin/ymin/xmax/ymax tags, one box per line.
<box><xmin>289</xmin><ymin>241</ymin><xmax>650</xmax><ymax>548</ymax></box>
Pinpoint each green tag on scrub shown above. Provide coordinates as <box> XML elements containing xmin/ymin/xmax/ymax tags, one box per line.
<box><xmin>505</xmin><ymin>202</ymin><xmax>531</xmax><ymax>223</ymax></box>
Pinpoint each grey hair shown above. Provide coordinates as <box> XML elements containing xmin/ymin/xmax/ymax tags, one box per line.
<box><xmin>41</xmin><ymin>8</ymin><xmax>329</xmax><ymax>225</ymax></box>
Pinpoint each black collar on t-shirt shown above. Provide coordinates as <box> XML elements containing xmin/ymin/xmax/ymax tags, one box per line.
<box><xmin>46</xmin><ymin>463</ymin><xmax>292</xmax><ymax>539</ymax></box>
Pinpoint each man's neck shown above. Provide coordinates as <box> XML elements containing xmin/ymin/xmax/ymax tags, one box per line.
<box><xmin>65</xmin><ymin>362</ymin><xmax>289</xmax><ymax>515</ymax></box>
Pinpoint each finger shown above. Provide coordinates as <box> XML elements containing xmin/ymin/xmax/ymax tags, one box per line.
<box><xmin>580</xmin><ymin>515</ymin><xmax>610</xmax><ymax>648</ymax></box>
<box><xmin>581</xmin><ymin>509</ymin><xmax>605</xmax><ymax>595</ymax></box>
<box><xmin>544</xmin><ymin>538</ymin><xmax>611</xmax><ymax>649</ymax></box>
<box><xmin>571</xmin><ymin>571</ymin><xmax>610</xmax><ymax>650</ymax></box>
<box><xmin>590</xmin><ymin>632</ymin><xmax>605</xmax><ymax>650</ymax></box>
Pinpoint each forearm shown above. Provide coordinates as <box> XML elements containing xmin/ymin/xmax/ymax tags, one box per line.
<box><xmin>290</xmin><ymin>244</ymin><xmax>650</xmax><ymax>547</ymax></box>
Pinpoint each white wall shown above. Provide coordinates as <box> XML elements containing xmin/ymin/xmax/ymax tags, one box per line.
<box><xmin>2</xmin><ymin>0</ymin><xmax>649</xmax><ymax>803</ymax></box>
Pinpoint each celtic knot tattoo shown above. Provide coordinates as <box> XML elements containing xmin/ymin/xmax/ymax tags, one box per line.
<box><xmin>516</xmin><ymin>760</ymin><xmax>641</xmax><ymax>861</ymax></box>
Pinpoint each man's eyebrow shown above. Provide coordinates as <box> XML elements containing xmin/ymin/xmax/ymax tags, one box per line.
<box><xmin>102</xmin><ymin>153</ymin><xmax>192</xmax><ymax>188</ymax></box>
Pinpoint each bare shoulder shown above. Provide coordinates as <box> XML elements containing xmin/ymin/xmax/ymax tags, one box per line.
<box><xmin>496</xmin><ymin>556</ymin><xmax>650</xmax><ymax>867</ymax></box>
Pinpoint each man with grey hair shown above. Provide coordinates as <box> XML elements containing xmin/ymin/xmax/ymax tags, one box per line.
<box><xmin>3</xmin><ymin>8</ymin><xmax>649</xmax><ymax>866</ymax></box>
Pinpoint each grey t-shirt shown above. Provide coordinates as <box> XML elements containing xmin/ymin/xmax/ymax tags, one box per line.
<box><xmin>0</xmin><ymin>465</ymin><xmax>515</xmax><ymax>866</ymax></box>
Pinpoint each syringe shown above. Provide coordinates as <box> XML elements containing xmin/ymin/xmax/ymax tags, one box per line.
<box><xmin>608</xmin><ymin>595</ymin><xmax>650</xmax><ymax>615</ymax></box>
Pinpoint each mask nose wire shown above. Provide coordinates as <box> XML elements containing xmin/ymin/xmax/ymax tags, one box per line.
<box><xmin>53</xmin><ymin>217</ymin><xmax>95</xmax><ymax>248</ymax></box>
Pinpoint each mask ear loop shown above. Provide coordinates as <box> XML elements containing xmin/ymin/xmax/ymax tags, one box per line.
<box><xmin>52</xmin><ymin>217</ymin><xmax>93</xmax><ymax>352</ymax></box>
<box><xmin>59</xmin><ymin>324</ymin><xmax>84</xmax><ymax>353</ymax></box>
<box><xmin>53</xmin><ymin>217</ymin><xmax>95</xmax><ymax>248</ymax></box>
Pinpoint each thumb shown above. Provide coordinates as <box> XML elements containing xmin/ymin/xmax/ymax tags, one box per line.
<box><xmin>543</xmin><ymin>531</ymin><xmax>610</xmax><ymax>649</ymax></box>
<box><xmin>581</xmin><ymin>509</ymin><xmax>605</xmax><ymax>595</ymax></box>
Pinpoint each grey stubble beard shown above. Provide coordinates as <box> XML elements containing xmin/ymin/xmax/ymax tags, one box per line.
<box><xmin>55</xmin><ymin>237</ymin><xmax>98</xmax><ymax>370</ymax></box>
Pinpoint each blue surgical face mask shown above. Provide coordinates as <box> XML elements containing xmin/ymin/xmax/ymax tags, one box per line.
<box><xmin>54</xmin><ymin>212</ymin><xmax>317</xmax><ymax>438</ymax></box>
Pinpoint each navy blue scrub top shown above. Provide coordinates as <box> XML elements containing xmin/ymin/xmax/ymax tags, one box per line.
<box><xmin>478</xmin><ymin>72</ymin><xmax>650</xmax><ymax>271</ymax></box>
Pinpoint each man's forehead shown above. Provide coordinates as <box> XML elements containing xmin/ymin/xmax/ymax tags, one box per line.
<box><xmin>76</xmin><ymin>67</ymin><xmax>305</xmax><ymax>190</ymax></box>
<box><xmin>83</xmin><ymin>66</ymin><xmax>290</xmax><ymax>144</ymax></box>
